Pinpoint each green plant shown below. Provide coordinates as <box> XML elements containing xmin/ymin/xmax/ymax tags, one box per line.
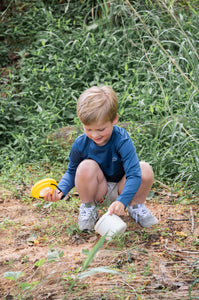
<box><xmin>142</xmin><ymin>258</ymin><xmax>151</xmax><ymax>276</ymax></box>
<box><xmin>47</xmin><ymin>248</ymin><xmax>64</xmax><ymax>262</ymax></box>
<box><xmin>4</xmin><ymin>259</ymin><xmax>14</xmax><ymax>267</ymax></box>
<box><xmin>107</xmin><ymin>231</ymin><xmax>133</xmax><ymax>250</ymax></box>
<box><xmin>34</xmin><ymin>258</ymin><xmax>46</xmax><ymax>280</ymax></box>
<box><xmin>63</xmin><ymin>234</ymin><xmax>122</xmax><ymax>296</ymax></box>
<box><xmin>3</xmin><ymin>271</ymin><xmax>39</xmax><ymax>299</ymax></box>
<box><xmin>0</xmin><ymin>217</ymin><xmax>14</xmax><ymax>229</ymax></box>
<box><xmin>189</xmin><ymin>278</ymin><xmax>199</xmax><ymax>300</ymax></box>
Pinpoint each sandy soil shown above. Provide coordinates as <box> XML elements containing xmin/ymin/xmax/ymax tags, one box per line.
<box><xmin>0</xmin><ymin>186</ymin><xmax>198</xmax><ymax>300</ymax></box>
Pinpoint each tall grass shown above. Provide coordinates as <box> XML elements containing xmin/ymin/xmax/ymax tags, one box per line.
<box><xmin>0</xmin><ymin>0</ymin><xmax>198</xmax><ymax>196</ymax></box>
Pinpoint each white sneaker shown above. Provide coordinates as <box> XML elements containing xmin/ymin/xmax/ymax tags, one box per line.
<box><xmin>78</xmin><ymin>204</ymin><xmax>99</xmax><ymax>231</ymax></box>
<box><xmin>128</xmin><ymin>204</ymin><xmax>158</xmax><ymax>228</ymax></box>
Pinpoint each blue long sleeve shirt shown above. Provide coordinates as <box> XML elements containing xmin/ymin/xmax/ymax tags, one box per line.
<box><xmin>58</xmin><ymin>125</ymin><xmax>141</xmax><ymax>208</ymax></box>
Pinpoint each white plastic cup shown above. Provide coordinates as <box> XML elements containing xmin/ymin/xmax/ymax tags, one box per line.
<box><xmin>94</xmin><ymin>211</ymin><xmax>127</xmax><ymax>240</ymax></box>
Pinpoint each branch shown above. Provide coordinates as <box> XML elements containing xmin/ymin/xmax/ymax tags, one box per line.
<box><xmin>190</xmin><ymin>207</ymin><xmax>194</xmax><ymax>233</ymax></box>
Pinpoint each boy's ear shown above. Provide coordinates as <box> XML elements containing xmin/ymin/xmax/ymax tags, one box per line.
<box><xmin>113</xmin><ymin>113</ymin><xmax>119</xmax><ymax>125</ymax></box>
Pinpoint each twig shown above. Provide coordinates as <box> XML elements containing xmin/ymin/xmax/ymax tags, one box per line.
<box><xmin>119</xmin><ymin>279</ymin><xmax>136</xmax><ymax>291</ymax></box>
<box><xmin>154</xmin><ymin>179</ymin><xmax>171</xmax><ymax>190</ymax></box>
<box><xmin>168</xmin><ymin>218</ymin><xmax>189</xmax><ymax>222</ymax></box>
<box><xmin>159</xmin><ymin>261</ymin><xmax>168</xmax><ymax>284</ymax></box>
<box><xmin>190</xmin><ymin>207</ymin><xmax>194</xmax><ymax>233</ymax></box>
<box><xmin>0</xmin><ymin>0</ymin><xmax>15</xmax><ymax>22</ymax></box>
<box><xmin>165</xmin><ymin>239</ymin><xmax>199</xmax><ymax>254</ymax></box>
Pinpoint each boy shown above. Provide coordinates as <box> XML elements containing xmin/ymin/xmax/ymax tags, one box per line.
<box><xmin>44</xmin><ymin>85</ymin><xmax>158</xmax><ymax>231</ymax></box>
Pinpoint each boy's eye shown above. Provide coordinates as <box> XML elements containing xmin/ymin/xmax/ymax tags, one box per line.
<box><xmin>85</xmin><ymin>127</ymin><xmax>105</xmax><ymax>132</ymax></box>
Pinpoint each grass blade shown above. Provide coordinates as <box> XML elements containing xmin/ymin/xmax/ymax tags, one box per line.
<box><xmin>82</xmin><ymin>234</ymin><xmax>107</xmax><ymax>271</ymax></box>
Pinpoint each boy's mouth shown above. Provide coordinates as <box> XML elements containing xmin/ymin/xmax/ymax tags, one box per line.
<box><xmin>94</xmin><ymin>137</ymin><xmax>103</xmax><ymax>143</ymax></box>
<box><xmin>94</xmin><ymin>138</ymin><xmax>102</xmax><ymax>142</ymax></box>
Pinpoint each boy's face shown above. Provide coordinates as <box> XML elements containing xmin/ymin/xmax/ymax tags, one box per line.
<box><xmin>83</xmin><ymin>114</ymin><xmax>118</xmax><ymax>146</ymax></box>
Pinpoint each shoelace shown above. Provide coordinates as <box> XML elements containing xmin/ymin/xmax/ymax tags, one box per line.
<box><xmin>80</xmin><ymin>205</ymin><xmax>95</xmax><ymax>219</ymax></box>
<box><xmin>133</xmin><ymin>205</ymin><xmax>148</xmax><ymax>223</ymax></box>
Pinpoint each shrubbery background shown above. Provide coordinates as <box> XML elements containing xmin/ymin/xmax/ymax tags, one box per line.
<box><xmin>0</xmin><ymin>0</ymin><xmax>198</xmax><ymax>197</ymax></box>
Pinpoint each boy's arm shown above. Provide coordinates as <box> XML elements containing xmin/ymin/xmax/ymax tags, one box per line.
<box><xmin>45</xmin><ymin>138</ymin><xmax>83</xmax><ymax>202</ymax></box>
<box><xmin>44</xmin><ymin>167</ymin><xmax>76</xmax><ymax>202</ymax></box>
<box><xmin>44</xmin><ymin>164</ymin><xmax>77</xmax><ymax>202</ymax></box>
<box><xmin>116</xmin><ymin>134</ymin><xmax>141</xmax><ymax>208</ymax></box>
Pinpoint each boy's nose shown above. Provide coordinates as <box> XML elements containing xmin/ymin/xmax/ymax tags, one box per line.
<box><xmin>92</xmin><ymin>131</ymin><xmax>99</xmax><ymax>138</ymax></box>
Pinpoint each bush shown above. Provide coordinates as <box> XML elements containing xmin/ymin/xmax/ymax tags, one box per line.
<box><xmin>0</xmin><ymin>0</ymin><xmax>198</xmax><ymax>194</ymax></box>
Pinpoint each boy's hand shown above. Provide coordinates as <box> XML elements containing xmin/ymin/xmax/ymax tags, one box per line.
<box><xmin>108</xmin><ymin>201</ymin><xmax>125</xmax><ymax>216</ymax></box>
<box><xmin>44</xmin><ymin>189</ymin><xmax>63</xmax><ymax>202</ymax></box>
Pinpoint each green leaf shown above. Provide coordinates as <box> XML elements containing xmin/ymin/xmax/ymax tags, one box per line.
<box><xmin>47</xmin><ymin>248</ymin><xmax>64</xmax><ymax>262</ymax></box>
<box><xmin>86</xmin><ymin>23</ymin><xmax>98</xmax><ymax>31</ymax></box>
<box><xmin>34</xmin><ymin>258</ymin><xmax>46</xmax><ymax>267</ymax></box>
<box><xmin>82</xmin><ymin>249</ymin><xmax>90</xmax><ymax>255</ymax></box>
<box><xmin>149</xmin><ymin>105</ymin><xmax>154</xmax><ymax>114</ymax></box>
<box><xmin>59</xmin><ymin>250</ymin><xmax>64</xmax><ymax>258</ymax></box>
<box><xmin>20</xmin><ymin>281</ymin><xmax>39</xmax><ymax>291</ymax></box>
<box><xmin>57</xmin><ymin>19</ymin><xmax>61</xmax><ymax>29</ymax></box>
<box><xmin>127</xmin><ymin>250</ymin><xmax>133</xmax><ymax>263</ymax></box>
<box><xmin>82</xmin><ymin>234</ymin><xmax>107</xmax><ymax>271</ymax></box>
<box><xmin>189</xmin><ymin>278</ymin><xmax>199</xmax><ymax>299</ymax></box>
<box><xmin>4</xmin><ymin>271</ymin><xmax>24</xmax><ymax>281</ymax></box>
<box><xmin>78</xmin><ymin>267</ymin><xmax>122</xmax><ymax>280</ymax></box>
<box><xmin>119</xmin><ymin>107</ymin><xmax>124</xmax><ymax>116</ymax></box>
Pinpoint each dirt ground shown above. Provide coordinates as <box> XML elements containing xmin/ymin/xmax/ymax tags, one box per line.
<box><xmin>0</xmin><ymin>185</ymin><xmax>198</xmax><ymax>300</ymax></box>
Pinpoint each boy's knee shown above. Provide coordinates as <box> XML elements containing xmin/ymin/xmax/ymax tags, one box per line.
<box><xmin>140</xmin><ymin>161</ymin><xmax>154</xmax><ymax>182</ymax></box>
<box><xmin>76</xmin><ymin>159</ymin><xmax>99</xmax><ymax>179</ymax></box>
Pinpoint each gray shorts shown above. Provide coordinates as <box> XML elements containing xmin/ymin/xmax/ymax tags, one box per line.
<box><xmin>96</xmin><ymin>182</ymin><xmax>119</xmax><ymax>206</ymax></box>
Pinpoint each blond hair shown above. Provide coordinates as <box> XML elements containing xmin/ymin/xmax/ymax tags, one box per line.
<box><xmin>77</xmin><ymin>85</ymin><xmax>118</xmax><ymax>125</ymax></box>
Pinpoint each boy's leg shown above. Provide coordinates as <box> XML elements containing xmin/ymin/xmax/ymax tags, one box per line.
<box><xmin>118</xmin><ymin>161</ymin><xmax>158</xmax><ymax>227</ymax></box>
<box><xmin>75</xmin><ymin>159</ymin><xmax>108</xmax><ymax>230</ymax></box>
<box><xmin>129</xmin><ymin>161</ymin><xmax>154</xmax><ymax>206</ymax></box>
<box><xmin>75</xmin><ymin>159</ymin><xmax>108</xmax><ymax>204</ymax></box>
